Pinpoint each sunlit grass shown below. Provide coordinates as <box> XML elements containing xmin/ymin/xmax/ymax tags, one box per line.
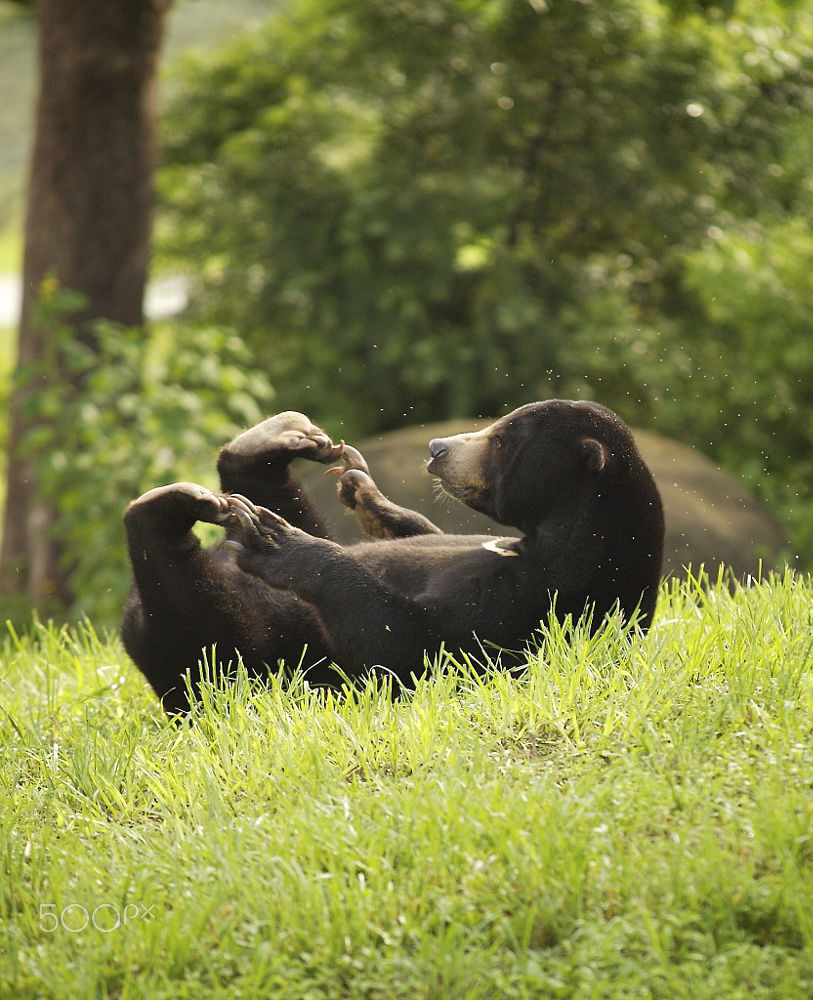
<box><xmin>1</xmin><ymin>571</ymin><xmax>811</xmax><ymax>998</ymax></box>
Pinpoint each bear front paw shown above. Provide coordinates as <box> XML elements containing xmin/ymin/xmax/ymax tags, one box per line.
<box><xmin>335</xmin><ymin>468</ymin><xmax>374</xmax><ymax>512</ymax></box>
<box><xmin>222</xmin><ymin>412</ymin><xmax>343</xmax><ymax>465</ymax></box>
<box><xmin>125</xmin><ymin>482</ymin><xmax>231</xmax><ymax>536</ymax></box>
<box><xmin>221</xmin><ymin>494</ymin><xmax>312</xmax><ymax>589</ymax></box>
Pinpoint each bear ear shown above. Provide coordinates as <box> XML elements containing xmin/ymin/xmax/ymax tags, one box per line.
<box><xmin>581</xmin><ymin>437</ymin><xmax>607</xmax><ymax>475</ymax></box>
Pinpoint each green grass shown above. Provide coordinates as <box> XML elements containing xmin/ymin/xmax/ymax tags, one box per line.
<box><xmin>1</xmin><ymin>572</ymin><xmax>812</xmax><ymax>999</ymax></box>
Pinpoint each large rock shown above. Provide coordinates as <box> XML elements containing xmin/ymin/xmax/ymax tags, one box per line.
<box><xmin>299</xmin><ymin>421</ymin><xmax>790</xmax><ymax>579</ymax></box>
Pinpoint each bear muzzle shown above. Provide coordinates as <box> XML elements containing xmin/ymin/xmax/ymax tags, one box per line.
<box><xmin>426</xmin><ymin>431</ymin><xmax>490</xmax><ymax>502</ymax></box>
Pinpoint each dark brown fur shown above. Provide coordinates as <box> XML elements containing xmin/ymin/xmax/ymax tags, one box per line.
<box><xmin>122</xmin><ymin>402</ymin><xmax>664</xmax><ymax>713</ymax></box>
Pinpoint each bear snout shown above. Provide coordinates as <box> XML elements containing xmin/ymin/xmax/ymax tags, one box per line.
<box><xmin>426</xmin><ymin>431</ymin><xmax>490</xmax><ymax>507</ymax></box>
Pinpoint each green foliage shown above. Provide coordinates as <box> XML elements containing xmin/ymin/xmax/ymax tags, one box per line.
<box><xmin>681</xmin><ymin>218</ymin><xmax>813</xmax><ymax>553</ymax></box>
<box><xmin>2</xmin><ymin>572</ymin><xmax>812</xmax><ymax>997</ymax></box>
<box><xmin>16</xmin><ymin>284</ymin><xmax>275</xmax><ymax>626</ymax></box>
<box><xmin>159</xmin><ymin>0</ymin><xmax>813</xmax><ymax>556</ymax></box>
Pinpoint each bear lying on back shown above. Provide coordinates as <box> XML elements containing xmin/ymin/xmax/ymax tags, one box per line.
<box><xmin>122</xmin><ymin>400</ymin><xmax>664</xmax><ymax>713</ymax></box>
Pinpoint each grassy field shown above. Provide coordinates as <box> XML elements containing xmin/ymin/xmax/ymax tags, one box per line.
<box><xmin>1</xmin><ymin>572</ymin><xmax>811</xmax><ymax>999</ymax></box>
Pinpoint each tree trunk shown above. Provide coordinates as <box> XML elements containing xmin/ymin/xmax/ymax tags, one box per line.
<box><xmin>0</xmin><ymin>0</ymin><xmax>169</xmax><ymax>611</ymax></box>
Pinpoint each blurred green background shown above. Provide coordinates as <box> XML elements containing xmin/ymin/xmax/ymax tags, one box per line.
<box><xmin>2</xmin><ymin>0</ymin><xmax>812</xmax><ymax>624</ymax></box>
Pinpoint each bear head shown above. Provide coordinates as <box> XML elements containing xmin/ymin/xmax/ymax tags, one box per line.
<box><xmin>426</xmin><ymin>399</ymin><xmax>657</xmax><ymax>539</ymax></box>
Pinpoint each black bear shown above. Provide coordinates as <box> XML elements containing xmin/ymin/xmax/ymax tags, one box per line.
<box><xmin>122</xmin><ymin>401</ymin><xmax>664</xmax><ymax>713</ymax></box>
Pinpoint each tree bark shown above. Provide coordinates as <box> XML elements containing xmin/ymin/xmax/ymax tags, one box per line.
<box><xmin>1</xmin><ymin>0</ymin><xmax>169</xmax><ymax>611</ymax></box>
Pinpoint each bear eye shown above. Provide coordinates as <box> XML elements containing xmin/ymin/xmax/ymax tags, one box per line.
<box><xmin>492</xmin><ymin>435</ymin><xmax>504</xmax><ymax>449</ymax></box>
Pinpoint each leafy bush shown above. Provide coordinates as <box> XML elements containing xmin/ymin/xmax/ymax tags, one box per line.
<box><xmin>677</xmin><ymin>219</ymin><xmax>813</xmax><ymax>553</ymax></box>
<box><xmin>16</xmin><ymin>284</ymin><xmax>275</xmax><ymax>626</ymax></box>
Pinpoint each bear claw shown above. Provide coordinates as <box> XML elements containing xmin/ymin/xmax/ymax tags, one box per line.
<box><xmin>222</xmin><ymin>494</ymin><xmax>261</xmax><ymax>535</ymax></box>
<box><xmin>325</xmin><ymin>444</ymin><xmax>371</xmax><ymax>478</ymax></box>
